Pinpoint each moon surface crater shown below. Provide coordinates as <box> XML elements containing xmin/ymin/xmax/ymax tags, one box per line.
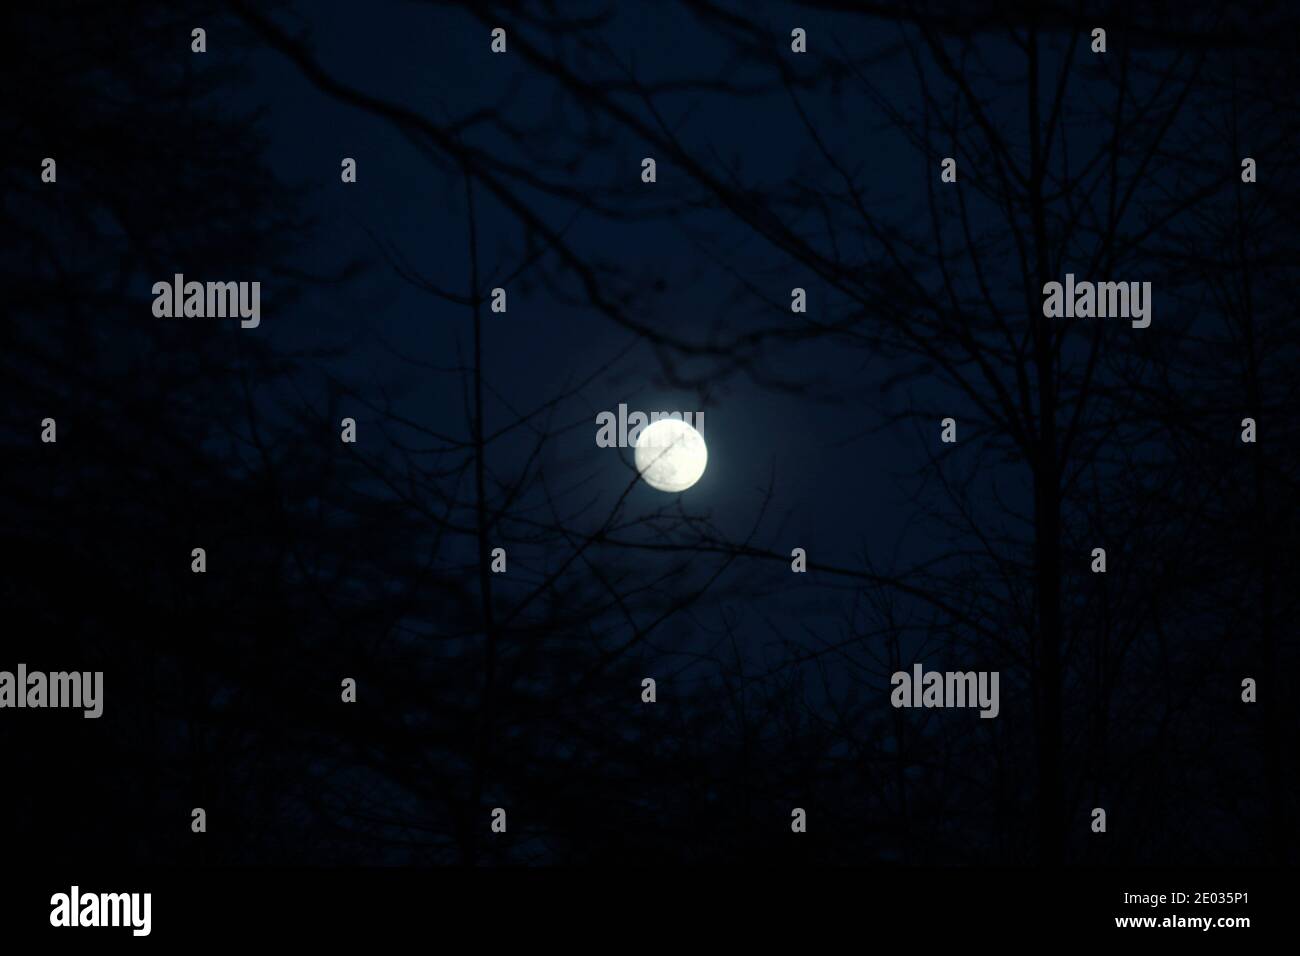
<box><xmin>633</xmin><ymin>418</ymin><xmax>708</xmax><ymax>493</ymax></box>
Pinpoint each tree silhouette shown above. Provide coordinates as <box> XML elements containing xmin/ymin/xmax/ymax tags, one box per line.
<box><xmin>4</xmin><ymin>0</ymin><xmax>1295</xmax><ymax>867</ymax></box>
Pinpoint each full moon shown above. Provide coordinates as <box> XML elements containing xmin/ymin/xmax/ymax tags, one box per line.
<box><xmin>634</xmin><ymin>418</ymin><xmax>708</xmax><ymax>493</ymax></box>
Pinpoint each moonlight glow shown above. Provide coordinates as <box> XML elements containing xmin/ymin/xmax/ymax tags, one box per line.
<box><xmin>634</xmin><ymin>419</ymin><xmax>708</xmax><ymax>493</ymax></box>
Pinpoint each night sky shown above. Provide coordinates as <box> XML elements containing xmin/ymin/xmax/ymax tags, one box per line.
<box><xmin>3</xmin><ymin>0</ymin><xmax>1297</xmax><ymax>879</ymax></box>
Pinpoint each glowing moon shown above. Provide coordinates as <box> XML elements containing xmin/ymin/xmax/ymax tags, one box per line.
<box><xmin>634</xmin><ymin>418</ymin><xmax>708</xmax><ymax>493</ymax></box>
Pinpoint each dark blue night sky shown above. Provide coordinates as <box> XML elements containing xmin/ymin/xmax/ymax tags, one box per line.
<box><xmin>3</xmin><ymin>0</ymin><xmax>1297</xmax><ymax>875</ymax></box>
